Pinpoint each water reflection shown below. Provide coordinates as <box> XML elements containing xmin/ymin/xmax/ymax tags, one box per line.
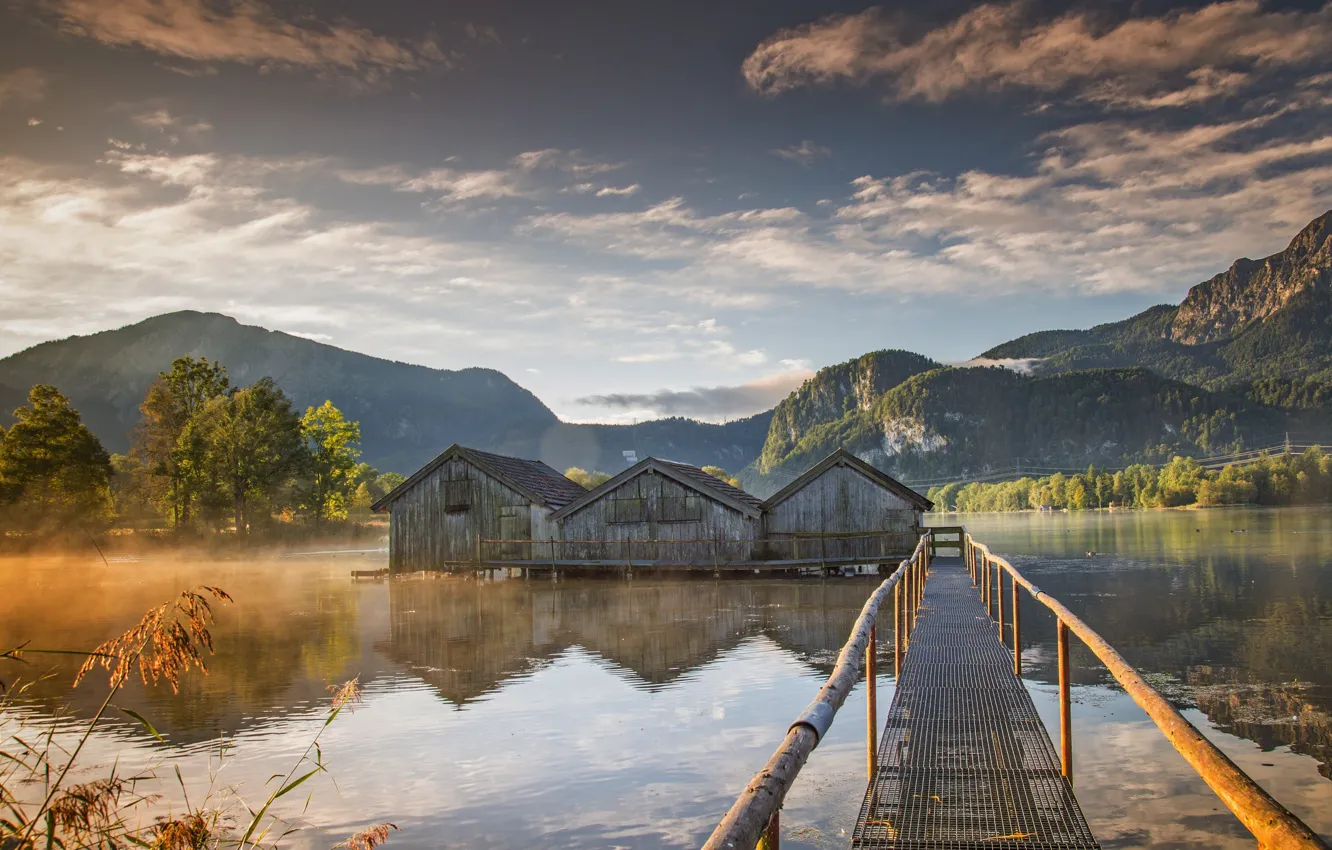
<box><xmin>383</xmin><ymin>577</ymin><xmax>885</xmax><ymax>706</ymax></box>
<box><xmin>0</xmin><ymin>508</ymin><xmax>1329</xmax><ymax>848</ymax></box>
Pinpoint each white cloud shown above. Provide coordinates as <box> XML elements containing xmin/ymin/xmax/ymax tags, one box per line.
<box><xmin>132</xmin><ymin>107</ymin><xmax>213</xmax><ymax>141</ymax></box>
<box><xmin>0</xmin><ymin>68</ymin><xmax>48</xmax><ymax>108</ymax></box>
<box><xmin>46</xmin><ymin>0</ymin><xmax>452</xmax><ymax>79</ymax></box>
<box><xmin>742</xmin><ymin>2</ymin><xmax>1332</xmax><ymax>107</ymax></box>
<box><xmin>595</xmin><ymin>184</ymin><xmax>640</xmax><ymax>197</ymax></box>
<box><xmin>771</xmin><ymin>140</ymin><xmax>831</xmax><ymax>164</ymax></box>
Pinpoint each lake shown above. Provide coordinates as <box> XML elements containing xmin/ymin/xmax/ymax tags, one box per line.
<box><xmin>2</xmin><ymin>506</ymin><xmax>1330</xmax><ymax>848</ymax></box>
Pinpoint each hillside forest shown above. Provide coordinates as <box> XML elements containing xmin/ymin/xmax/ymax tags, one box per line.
<box><xmin>927</xmin><ymin>449</ymin><xmax>1332</xmax><ymax>512</ymax></box>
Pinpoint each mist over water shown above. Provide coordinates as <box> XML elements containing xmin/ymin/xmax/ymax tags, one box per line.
<box><xmin>2</xmin><ymin>507</ymin><xmax>1330</xmax><ymax>848</ymax></box>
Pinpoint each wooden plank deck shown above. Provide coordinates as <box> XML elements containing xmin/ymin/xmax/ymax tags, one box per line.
<box><xmin>853</xmin><ymin>558</ymin><xmax>1100</xmax><ymax>849</ymax></box>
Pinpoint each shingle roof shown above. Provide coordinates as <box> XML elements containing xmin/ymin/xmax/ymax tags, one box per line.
<box><xmin>550</xmin><ymin>456</ymin><xmax>764</xmax><ymax>520</ymax></box>
<box><xmin>371</xmin><ymin>444</ymin><xmax>587</xmax><ymax>512</ymax></box>
<box><xmin>465</xmin><ymin>448</ymin><xmax>588</xmax><ymax>509</ymax></box>
<box><xmin>655</xmin><ymin>459</ymin><xmax>764</xmax><ymax>512</ymax></box>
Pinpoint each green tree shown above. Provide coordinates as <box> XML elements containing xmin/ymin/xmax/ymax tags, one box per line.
<box><xmin>298</xmin><ymin>401</ymin><xmax>362</xmax><ymax>528</ymax></box>
<box><xmin>131</xmin><ymin>357</ymin><xmax>230</xmax><ymax>530</ymax></box>
<box><xmin>0</xmin><ymin>385</ymin><xmax>113</xmax><ymax>533</ymax></box>
<box><xmin>701</xmin><ymin>465</ymin><xmax>741</xmax><ymax>487</ymax></box>
<box><xmin>189</xmin><ymin>378</ymin><xmax>304</xmax><ymax>541</ymax></box>
<box><xmin>565</xmin><ymin>467</ymin><xmax>611</xmax><ymax>489</ymax></box>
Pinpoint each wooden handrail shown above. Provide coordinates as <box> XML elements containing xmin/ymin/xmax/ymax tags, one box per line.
<box><xmin>966</xmin><ymin>534</ymin><xmax>1329</xmax><ymax>850</ymax></box>
<box><xmin>701</xmin><ymin>533</ymin><xmax>932</xmax><ymax>850</ymax></box>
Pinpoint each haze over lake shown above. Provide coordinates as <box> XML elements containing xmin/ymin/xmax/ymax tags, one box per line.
<box><xmin>2</xmin><ymin>507</ymin><xmax>1330</xmax><ymax>848</ymax></box>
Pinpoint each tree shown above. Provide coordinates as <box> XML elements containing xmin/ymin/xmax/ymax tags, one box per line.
<box><xmin>0</xmin><ymin>385</ymin><xmax>113</xmax><ymax>533</ymax></box>
<box><xmin>298</xmin><ymin>401</ymin><xmax>362</xmax><ymax>528</ymax></box>
<box><xmin>701</xmin><ymin>465</ymin><xmax>742</xmax><ymax>487</ymax></box>
<box><xmin>565</xmin><ymin>467</ymin><xmax>611</xmax><ymax>489</ymax></box>
<box><xmin>189</xmin><ymin>379</ymin><xmax>304</xmax><ymax>541</ymax></box>
<box><xmin>131</xmin><ymin>357</ymin><xmax>230</xmax><ymax>530</ymax></box>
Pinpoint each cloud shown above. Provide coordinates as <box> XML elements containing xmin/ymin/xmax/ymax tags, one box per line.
<box><xmin>0</xmin><ymin>68</ymin><xmax>49</xmax><ymax>108</ymax></box>
<box><xmin>771</xmin><ymin>140</ymin><xmax>831</xmax><ymax>164</ymax></box>
<box><xmin>46</xmin><ymin>0</ymin><xmax>451</xmax><ymax>78</ymax></box>
<box><xmin>595</xmin><ymin>184</ymin><xmax>640</xmax><ymax>197</ymax></box>
<box><xmin>575</xmin><ymin>368</ymin><xmax>815</xmax><ymax>421</ymax></box>
<box><xmin>742</xmin><ymin>2</ymin><xmax>1332</xmax><ymax>107</ymax></box>
<box><xmin>133</xmin><ymin>107</ymin><xmax>213</xmax><ymax>142</ymax></box>
<box><xmin>336</xmin><ymin>148</ymin><xmax>623</xmax><ymax>202</ymax></box>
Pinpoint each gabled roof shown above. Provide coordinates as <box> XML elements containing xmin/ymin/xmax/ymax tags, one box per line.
<box><xmin>372</xmin><ymin>444</ymin><xmax>588</xmax><ymax>513</ymax></box>
<box><xmin>760</xmin><ymin>448</ymin><xmax>933</xmax><ymax>512</ymax></box>
<box><xmin>549</xmin><ymin>457</ymin><xmax>764</xmax><ymax>521</ymax></box>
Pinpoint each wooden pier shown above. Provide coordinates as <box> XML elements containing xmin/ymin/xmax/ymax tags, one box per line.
<box><xmin>704</xmin><ymin>529</ymin><xmax>1329</xmax><ymax>850</ymax></box>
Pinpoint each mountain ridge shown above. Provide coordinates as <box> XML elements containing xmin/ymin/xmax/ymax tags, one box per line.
<box><xmin>0</xmin><ymin>311</ymin><xmax>767</xmax><ymax>475</ymax></box>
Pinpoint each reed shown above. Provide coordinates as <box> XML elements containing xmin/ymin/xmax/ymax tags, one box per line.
<box><xmin>0</xmin><ymin>587</ymin><xmax>394</xmax><ymax>850</ymax></box>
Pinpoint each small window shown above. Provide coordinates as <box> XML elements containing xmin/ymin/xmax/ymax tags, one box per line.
<box><xmin>444</xmin><ymin>478</ymin><xmax>472</xmax><ymax>513</ymax></box>
<box><xmin>658</xmin><ymin>495</ymin><xmax>702</xmax><ymax>523</ymax></box>
<box><xmin>609</xmin><ymin>497</ymin><xmax>646</xmax><ymax>524</ymax></box>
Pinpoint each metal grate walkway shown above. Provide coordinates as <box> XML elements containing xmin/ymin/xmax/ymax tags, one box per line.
<box><xmin>852</xmin><ymin>559</ymin><xmax>1099</xmax><ymax>850</ymax></box>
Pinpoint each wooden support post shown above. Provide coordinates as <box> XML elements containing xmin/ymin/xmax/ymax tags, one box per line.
<box><xmin>1012</xmin><ymin>574</ymin><xmax>1022</xmax><ymax>676</ymax></box>
<box><xmin>867</xmin><ymin>624</ymin><xmax>877</xmax><ymax>781</ymax></box>
<box><xmin>997</xmin><ymin>567</ymin><xmax>1005</xmax><ymax>644</ymax></box>
<box><xmin>757</xmin><ymin>810</ymin><xmax>779</xmax><ymax>850</ymax></box>
<box><xmin>894</xmin><ymin>580</ymin><xmax>903</xmax><ymax>672</ymax></box>
<box><xmin>1058</xmin><ymin>619</ymin><xmax>1073</xmax><ymax>782</ymax></box>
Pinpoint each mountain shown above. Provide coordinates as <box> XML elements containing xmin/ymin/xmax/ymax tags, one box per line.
<box><xmin>748</xmin><ymin>364</ymin><xmax>1326</xmax><ymax>489</ymax></box>
<box><xmin>982</xmin><ymin>210</ymin><xmax>1332</xmax><ymax>386</ymax></box>
<box><xmin>0</xmin><ymin>312</ymin><xmax>767</xmax><ymax>475</ymax></box>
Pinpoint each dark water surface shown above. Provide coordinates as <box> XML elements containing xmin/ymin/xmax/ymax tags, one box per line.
<box><xmin>2</xmin><ymin>506</ymin><xmax>1330</xmax><ymax>848</ymax></box>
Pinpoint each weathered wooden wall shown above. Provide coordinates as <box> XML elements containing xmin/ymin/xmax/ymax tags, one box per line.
<box><xmin>557</xmin><ymin>469</ymin><xmax>758</xmax><ymax>562</ymax></box>
<box><xmin>762</xmin><ymin>464</ymin><xmax>920</xmax><ymax>560</ymax></box>
<box><xmin>388</xmin><ymin>456</ymin><xmax>554</xmax><ymax>571</ymax></box>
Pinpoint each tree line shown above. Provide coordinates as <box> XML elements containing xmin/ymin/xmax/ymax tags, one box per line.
<box><xmin>0</xmin><ymin>356</ymin><xmax>405</xmax><ymax>541</ymax></box>
<box><xmin>927</xmin><ymin>448</ymin><xmax>1332</xmax><ymax>513</ymax></box>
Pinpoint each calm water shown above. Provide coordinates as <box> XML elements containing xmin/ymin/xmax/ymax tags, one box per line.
<box><xmin>2</xmin><ymin>507</ymin><xmax>1330</xmax><ymax>848</ymax></box>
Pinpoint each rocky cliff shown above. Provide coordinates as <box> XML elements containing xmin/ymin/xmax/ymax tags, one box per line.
<box><xmin>1171</xmin><ymin>211</ymin><xmax>1332</xmax><ymax>345</ymax></box>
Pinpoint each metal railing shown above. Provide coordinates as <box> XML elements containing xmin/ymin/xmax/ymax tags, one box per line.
<box><xmin>964</xmin><ymin>533</ymin><xmax>1329</xmax><ymax>850</ymax></box>
<box><xmin>701</xmin><ymin>532</ymin><xmax>933</xmax><ymax>850</ymax></box>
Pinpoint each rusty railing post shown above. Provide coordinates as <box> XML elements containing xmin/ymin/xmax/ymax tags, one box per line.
<box><xmin>1012</xmin><ymin>573</ymin><xmax>1022</xmax><ymax>676</ymax></box>
<box><xmin>1058</xmin><ymin>619</ymin><xmax>1073</xmax><ymax>781</ymax></box>
<box><xmin>894</xmin><ymin>580</ymin><xmax>903</xmax><ymax>672</ymax></box>
<box><xmin>757</xmin><ymin>810</ymin><xmax>779</xmax><ymax>850</ymax></box>
<box><xmin>997</xmin><ymin>567</ymin><xmax>1005</xmax><ymax>644</ymax></box>
<box><xmin>867</xmin><ymin>624</ymin><xmax>877</xmax><ymax>781</ymax></box>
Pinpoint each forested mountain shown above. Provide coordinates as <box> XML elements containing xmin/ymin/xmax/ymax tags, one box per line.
<box><xmin>982</xmin><ymin>210</ymin><xmax>1332</xmax><ymax>386</ymax></box>
<box><xmin>0</xmin><ymin>312</ymin><xmax>766</xmax><ymax>475</ymax></box>
<box><xmin>749</xmin><ymin>364</ymin><xmax>1327</xmax><ymax>489</ymax></box>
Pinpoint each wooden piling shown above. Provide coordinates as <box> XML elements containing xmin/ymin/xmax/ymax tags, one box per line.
<box><xmin>894</xmin><ymin>580</ymin><xmax>903</xmax><ymax>672</ymax></box>
<box><xmin>1012</xmin><ymin>573</ymin><xmax>1022</xmax><ymax>676</ymax></box>
<box><xmin>1058</xmin><ymin>619</ymin><xmax>1072</xmax><ymax>781</ymax></box>
<box><xmin>996</xmin><ymin>568</ymin><xmax>1005</xmax><ymax>644</ymax></box>
<box><xmin>867</xmin><ymin>625</ymin><xmax>877</xmax><ymax>781</ymax></box>
<box><xmin>757</xmin><ymin>810</ymin><xmax>780</xmax><ymax>850</ymax></box>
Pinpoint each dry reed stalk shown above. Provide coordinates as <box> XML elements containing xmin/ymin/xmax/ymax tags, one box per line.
<box><xmin>151</xmin><ymin>810</ymin><xmax>221</xmax><ymax>849</ymax></box>
<box><xmin>75</xmin><ymin>587</ymin><xmax>233</xmax><ymax>692</ymax></box>
<box><xmin>335</xmin><ymin>823</ymin><xmax>399</xmax><ymax>850</ymax></box>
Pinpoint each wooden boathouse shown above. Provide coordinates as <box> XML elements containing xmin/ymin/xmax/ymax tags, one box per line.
<box><xmin>372</xmin><ymin>444</ymin><xmax>588</xmax><ymax>572</ymax></box>
<box><xmin>760</xmin><ymin>448</ymin><xmax>931</xmax><ymax>562</ymax></box>
<box><xmin>549</xmin><ymin>457</ymin><xmax>765</xmax><ymax>564</ymax></box>
<box><xmin>377</xmin><ymin>445</ymin><xmax>933</xmax><ymax>572</ymax></box>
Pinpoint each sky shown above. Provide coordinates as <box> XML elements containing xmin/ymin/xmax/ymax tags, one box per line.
<box><xmin>2</xmin><ymin>0</ymin><xmax>1332</xmax><ymax>424</ymax></box>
